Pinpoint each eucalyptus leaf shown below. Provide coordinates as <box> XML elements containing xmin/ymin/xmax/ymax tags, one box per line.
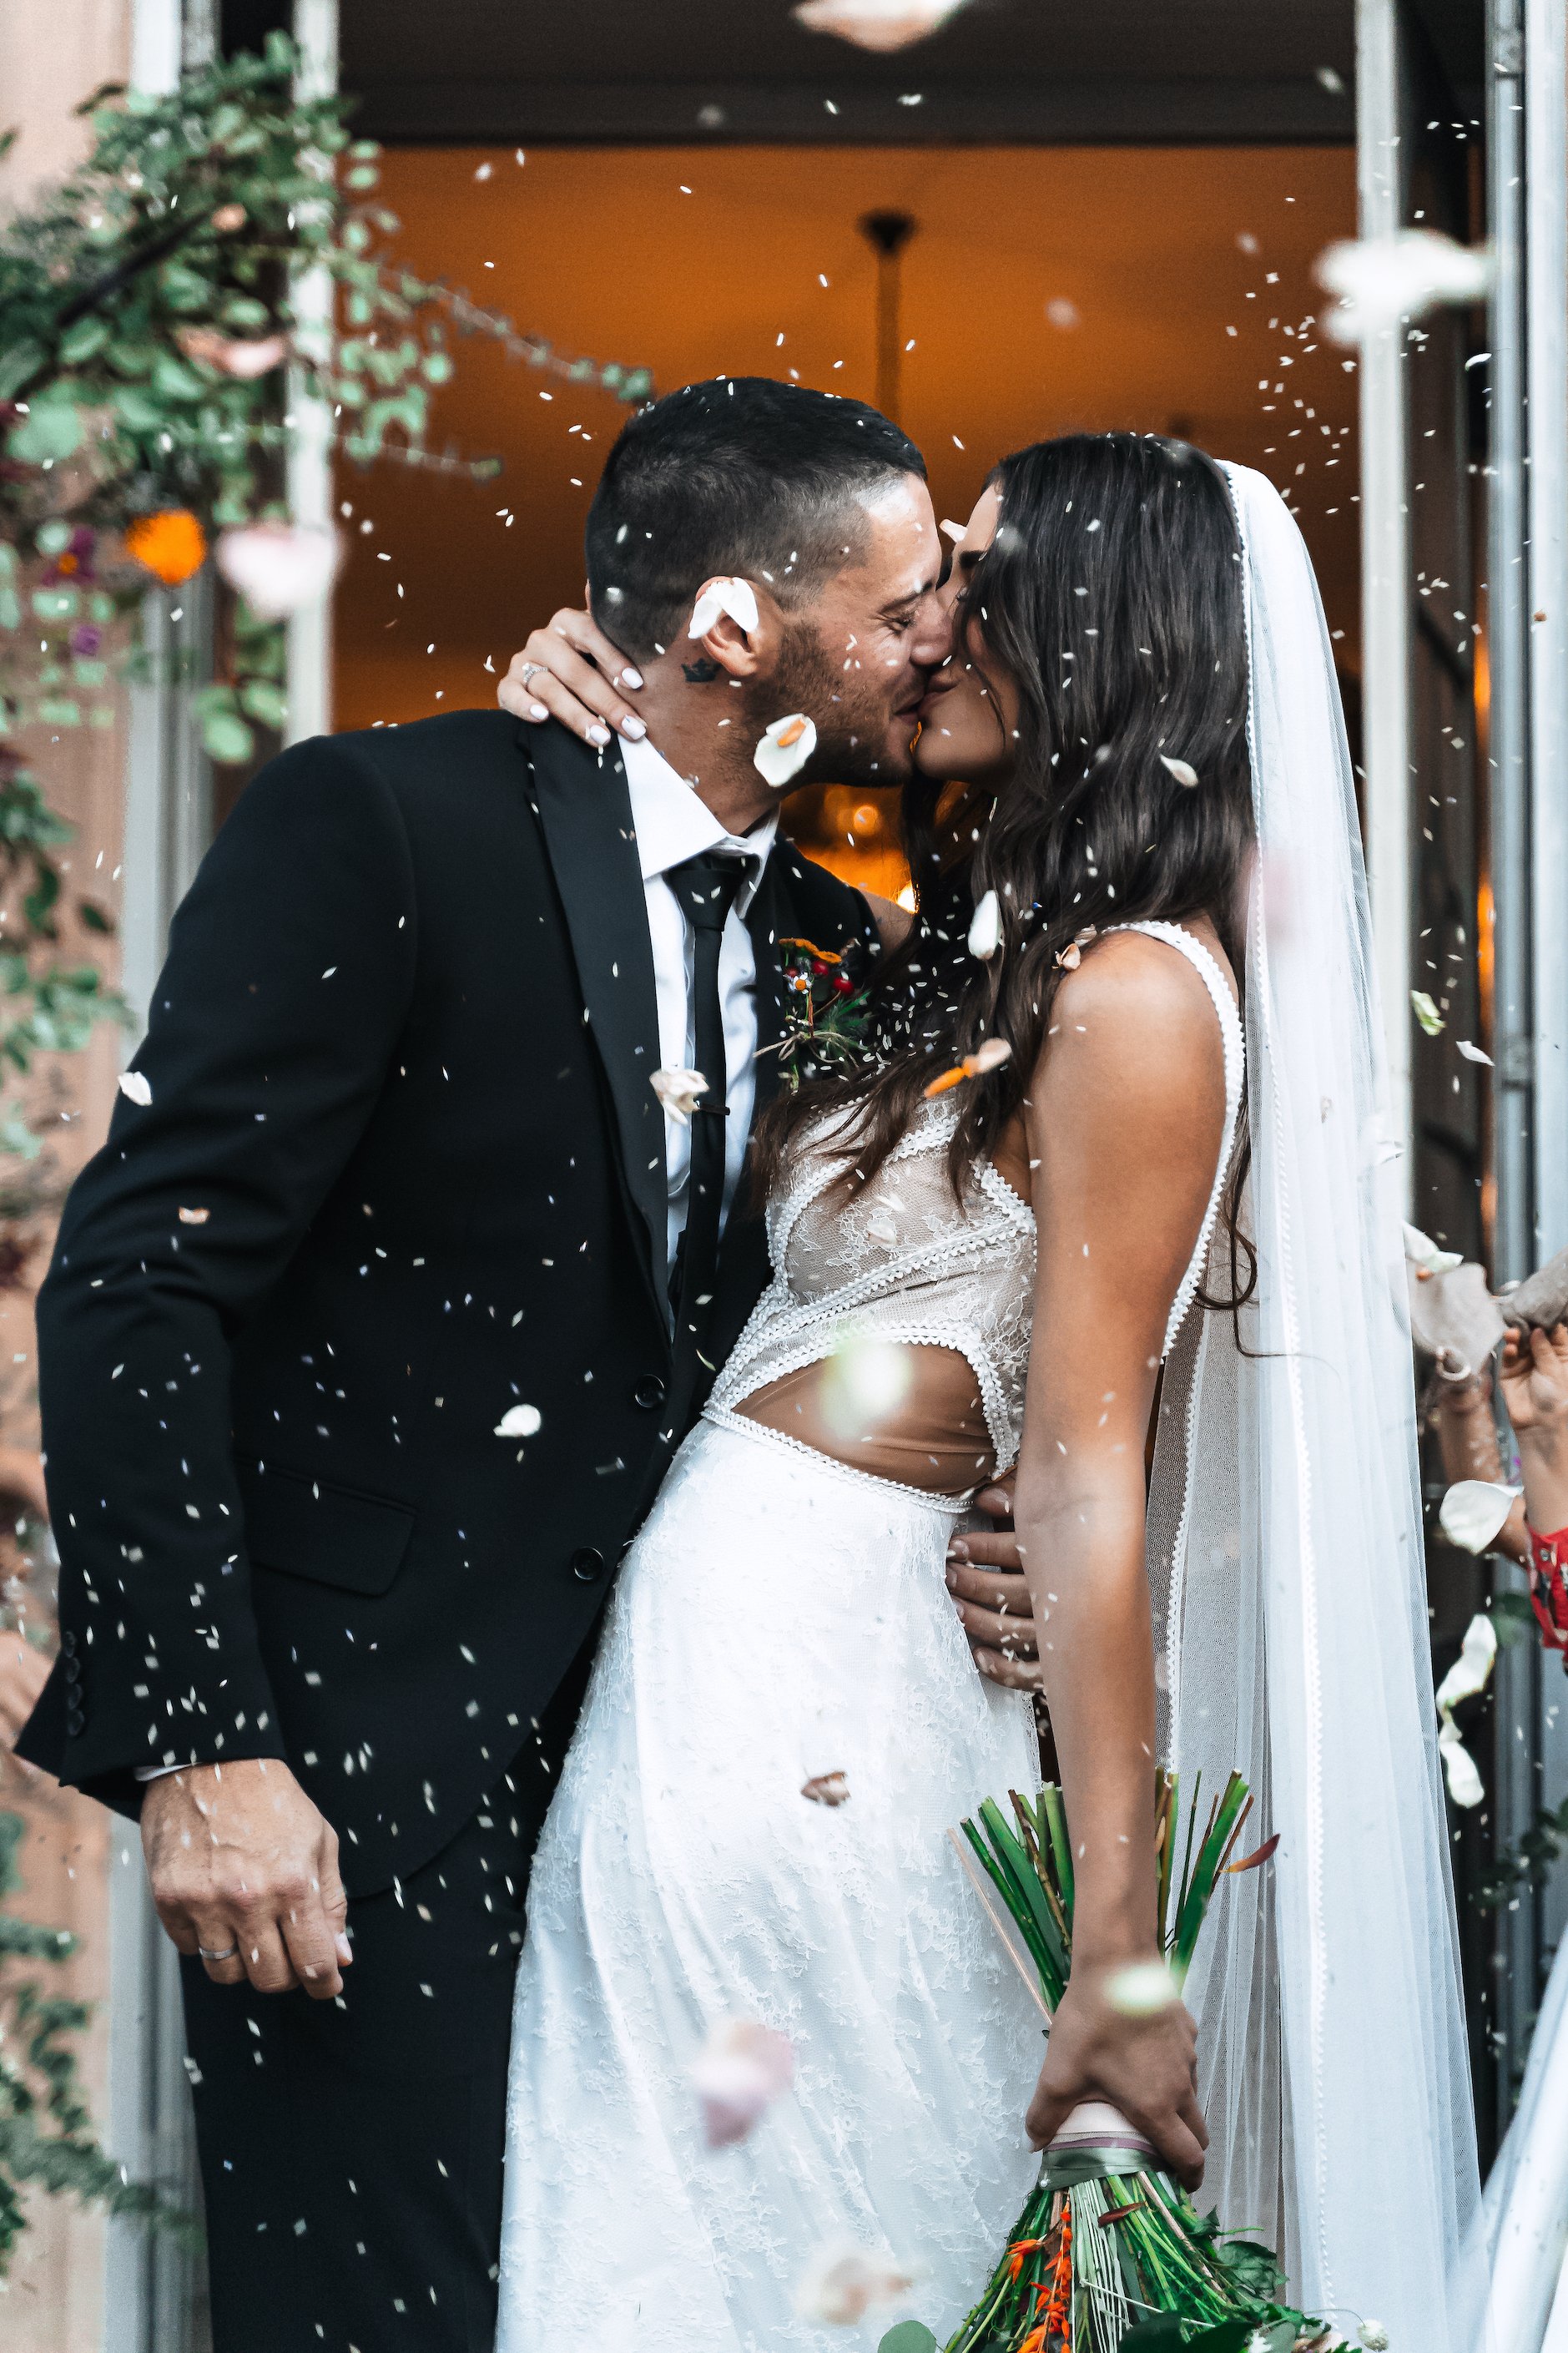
<box><xmin>7</xmin><ymin>396</ymin><xmax>83</xmax><ymax>464</ymax></box>
<box><xmin>199</xmin><ymin>708</ymin><xmax>255</xmax><ymax>765</ymax></box>
<box><xmin>876</xmin><ymin>2327</ymin><xmax>937</xmax><ymax>2353</ymax></box>
<box><xmin>58</xmin><ymin>314</ymin><xmax>111</xmax><ymax>366</ymax></box>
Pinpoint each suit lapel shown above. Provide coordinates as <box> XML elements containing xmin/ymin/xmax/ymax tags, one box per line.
<box><xmin>522</xmin><ymin>725</ymin><xmax>668</xmax><ymax>1324</ymax></box>
<box><xmin>744</xmin><ymin>851</ymin><xmax>794</xmax><ymax>1120</ymax></box>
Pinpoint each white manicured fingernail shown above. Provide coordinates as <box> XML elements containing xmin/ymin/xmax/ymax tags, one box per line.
<box><xmin>621</xmin><ymin>715</ymin><xmax>647</xmax><ymax>740</ymax></box>
<box><xmin>587</xmin><ymin>724</ymin><xmax>611</xmax><ymax>745</ymax></box>
<box><xmin>620</xmin><ymin>666</ymin><xmax>644</xmax><ymax>689</ymax></box>
<box><xmin>529</xmin><ymin>702</ymin><xmax>548</xmax><ymax>720</ymax></box>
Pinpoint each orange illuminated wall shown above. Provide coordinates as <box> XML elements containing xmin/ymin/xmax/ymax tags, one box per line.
<box><xmin>334</xmin><ymin>143</ymin><xmax>1358</xmax><ymax>738</ymax></box>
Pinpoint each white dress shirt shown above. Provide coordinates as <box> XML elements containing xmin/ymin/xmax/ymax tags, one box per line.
<box><xmin>621</xmin><ymin>732</ymin><xmax>777</xmax><ymax>1279</ymax></box>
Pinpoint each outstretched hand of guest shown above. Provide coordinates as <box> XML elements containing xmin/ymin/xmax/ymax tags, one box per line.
<box><xmin>1026</xmin><ymin>1962</ymin><xmax>1208</xmax><ymax>2192</ymax></box>
<box><xmin>1500</xmin><ymin>1320</ymin><xmax>1568</xmax><ymax>1535</ymax></box>
<box><xmin>140</xmin><ymin>1757</ymin><xmax>351</xmax><ymax>2001</ymax></box>
<box><xmin>497</xmin><ymin>602</ymin><xmax>648</xmax><ymax>746</ymax></box>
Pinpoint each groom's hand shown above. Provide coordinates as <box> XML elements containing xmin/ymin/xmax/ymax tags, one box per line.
<box><xmin>946</xmin><ymin>1477</ymin><xmax>1044</xmax><ymax>1690</ymax></box>
<box><xmin>141</xmin><ymin>1759</ymin><xmax>351</xmax><ymax>2001</ymax></box>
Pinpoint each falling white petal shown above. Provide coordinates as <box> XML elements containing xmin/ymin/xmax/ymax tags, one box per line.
<box><xmin>1403</xmin><ymin>1222</ymin><xmax>1463</xmax><ymax>1276</ymax></box>
<box><xmin>690</xmin><ymin>2017</ymin><xmax>795</xmax><ymax>2147</ymax></box>
<box><xmin>494</xmin><ymin>1403</ymin><xmax>542</xmax><ymax>1438</ymax></box>
<box><xmin>793</xmin><ymin>2239</ymin><xmax>918</xmax><ymax>2324</ymax></box>
<box><xmin>215</xmin><ymin>523</ymin><xmax>341</xmax><ymax>620</ymax></box>
<box><xmin>1315</xmin><ymin>229</ymin><xmax>1494</xmax><ymax>346</ymax></box>
<box><xmin>1159</xmin><ymin>754</ymin><xmax>1200</xmax><ymax>788</ymax></box>
<box><xmin>1438</xmin><ymin>1479</ymin><xmax>1520</xmax><ymax>1557</ymax></box>
<box><xmin>1438</xmin><ymin>1711</ymin><xmax>1485</xmax><ymax>1808</ymax></box>
<box><xmin>968</xmin><ymin>1038</ymin><xmax>1013</xmax><ymax>1074</ymax></box>
<box><xmin>1456</xmin><ymin>1038</ymin><xmax>1494</xmax><ymax>1066</ymax></box>
<box><xmin>1434</xmin><ymin>1611</ymin><xmax>1498</xmax><ymax>1714</ymax></box>
<box><xmin>651</xmin><ymin>1067</ymin><xmax>710</xmax><ymax>1125</ymax></box>
<box><xmin>967</xmin><ymin>887</ymin><xmax>1001</xmax><ymax>960</ymax></box>
<box><xmin>118</xmin><ymin>1070</ymin><xmax>153</xmax><ymax>1107</ymax></box>
<box><xmin>792</xmin><ymin>0</ymin><xmax>971</xmax><ymax>53</ymax></box>
<box><xmin>754</xmin><ymin>714</ymin><xmax>817</xmax><ymax>788</ymax></box>
<box><xmin>688</xmin><ymin>576</ymin><xmax>759</xmax><ymax>639</ymax></box>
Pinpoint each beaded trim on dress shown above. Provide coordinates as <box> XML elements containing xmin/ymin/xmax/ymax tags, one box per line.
<box><xmin>708</xmin><ymin>920</ymin><xmax>1243</xmax><ymax>1477</ymax></box>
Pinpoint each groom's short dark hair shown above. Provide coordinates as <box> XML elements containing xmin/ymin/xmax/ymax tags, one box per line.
<box><xmin>584</xmin><ymin>376</ymin><xmax>925</xmax><ymax>661</ymax></box>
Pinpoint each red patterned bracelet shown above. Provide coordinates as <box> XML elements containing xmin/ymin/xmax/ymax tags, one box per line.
<box><xmin>1526</xmin><ymin>1521</ymin><xmax>1568</xmax><ymax>1655</ymax></box>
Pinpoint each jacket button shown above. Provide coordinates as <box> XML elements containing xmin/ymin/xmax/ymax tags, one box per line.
<box><xmin>569</xmin><ymin>1546</ymin><xmax>605</xmax><ymax>1583</ymax></box>
<box><xmin>61</xmin><ymin>1630</ymin><xmax>78</xmax><ymax>1657</ymax></box>
<box><xmin>63</xmin><ymin>1655</ymin><xmax>81</xmax><ymax>1684</ymax></box>
<box><xmin>633</xmin><ymin>1376</ymin><xmax>667</xmax><ymax>1411</ymax></box>
<box><xmin>66</xmin><ymin>1707</ymin><xmax>85</xmax><ymax>1737</ymax></box>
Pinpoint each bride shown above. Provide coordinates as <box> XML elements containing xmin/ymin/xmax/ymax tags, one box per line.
<box><xmin>493</xmin><ymin>435</ymin><xmax>1480</xmax><ymax>2348</ymax></box>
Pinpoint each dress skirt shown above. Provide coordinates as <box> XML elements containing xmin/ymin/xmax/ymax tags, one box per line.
<box><xmin>496</xmin><ymin>1410</ymin><xmax>1043</xmax><ymax>2350</ymax></box>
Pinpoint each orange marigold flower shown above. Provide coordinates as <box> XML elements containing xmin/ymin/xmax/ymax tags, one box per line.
<box><xmin>125</xmin><ymin>509</ymin><xmax>207</xmax><ymax>587</ymax></box>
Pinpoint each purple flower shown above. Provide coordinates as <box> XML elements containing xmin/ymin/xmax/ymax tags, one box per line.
<box><xmin>69</xmin><ymin>624</ymin><xmax>102</xmax><ymax>659</ymax></box>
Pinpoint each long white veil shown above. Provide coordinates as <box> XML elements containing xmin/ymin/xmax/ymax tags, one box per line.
<box><xmin>1146</xmin><ymin>460</ymin><xmax>1483</xmax><ymax>2345</ymax></box>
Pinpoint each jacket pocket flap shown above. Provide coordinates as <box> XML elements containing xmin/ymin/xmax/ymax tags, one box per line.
<box><xmin>238</xmin><ymin>1460</ymin><xmax>415</xmax><ymax>1598</ymax></box>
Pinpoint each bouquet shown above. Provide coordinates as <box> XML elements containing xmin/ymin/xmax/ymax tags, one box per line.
<box><xmin>935</xmin><ymin>1772</ymin><xmax>1342</xmax><ymax>2353</ymax></box>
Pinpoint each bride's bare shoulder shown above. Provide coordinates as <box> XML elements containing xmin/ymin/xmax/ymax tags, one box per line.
<box><xmin>1031</xmin><ymin>925</ymin><xmax>1229</xmax><ymax>1131</ymax></box>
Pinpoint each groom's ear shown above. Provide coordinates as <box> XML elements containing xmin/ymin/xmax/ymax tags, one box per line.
<box><xmin>686</xmin><ymin>576</ymin><xmax>784</xmax><ymax>684</ymax></box>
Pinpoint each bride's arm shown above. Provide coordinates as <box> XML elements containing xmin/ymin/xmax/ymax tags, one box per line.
<box><xmin>1012</xmin><ymin>930</ymin><xmax>1228</xmax><ymax>2190</ymax></box>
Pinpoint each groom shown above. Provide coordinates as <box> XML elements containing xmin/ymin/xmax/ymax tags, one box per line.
<box><xmin>18</xmin><ymin>379</ymin><xmax>1021</xmax><ymax>2351</ymax></box>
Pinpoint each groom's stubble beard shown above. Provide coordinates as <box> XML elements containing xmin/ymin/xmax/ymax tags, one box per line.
<box><xmin>768</xmin><ymin>611</ymin><xmax>921</xmax><ymax>789</ymax></box>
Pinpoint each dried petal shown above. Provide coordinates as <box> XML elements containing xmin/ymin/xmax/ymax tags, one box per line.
<box><xmin>801</xmin><ymin>1770</ymin><xmax>850</xmax><ymax>1806</ymax></box>
<box><xmin>651</xmin><ymin>1066</ymin><xmax>710</xmax><ymax>1124</ymax></box>
<box><xmin>1316</xmin><ymin>228</ymin><xmax>1494</xmax><ymax>346</ymax></box>
<box><xmin>1437</xmin><ymin>1480</ymin><xmax>1520</xmax><ymax>1557</ymax></box>
<box><xmin>690</xmin><ymin>2017</ymin><xmax>794</xmax><ymax>2147</ymax></box>
<box><xmin>216</xmin><ymin>523</ymin><xmax>340</xmax><ymax>620</ymax></box>
<box><xmin>1159</xmin><ymin>754</ymin><xmax>1199</xmax><ymax>788</ymax></box>
<box><xmin>1410</xmin><ymin>990</ymin><xmax>1445</xmax><ymax>1037</ymax></box>
<box><xmin>1456</xmin><ymin>1038</ymin><xmax>1494</xmax><ymax>1066</ymax></box>
<box><xmin>1227</xmin><ymin>1831</ymin><xmax>1281</xmax><ymax>1875</ymax></box>
<box><xmin>794</xmin><ymin>2239</ymin><xmax>918</xmax><ymax>2324</ymax></box>
<box><xmin>921</xmin><ymin>1038</ymin><xmax>1013</xmax><ymax>1099</ymax></box>
<box><xmin>118</xmin><ymin>1070</ymin><xmax>153</xmax><ymax>1107</ymax></box>
<box><xmin>688</xmin><ymin>576</ymin><xmax>759</xmax><ymax>639</ymax></box>
<box><xmin>494</xmin><ymin>1403</ymin><xmax>542</xmax><ymax>1437</ymax></box>
<box><xmin>178</xmin><ymin>1206</ymin><xmax>210</xmax><ymax>1225</ymax></box>
<box><xmin>792</xmin><ymin>0</ymin><xmax>970</xmax><ymax>51</ymax></box>
<box><xmin>967</xmin><ymin>888</ymin><xmax>1001</xmax><ymax>961</ymax></box>
<box><xmin>754</xmin><ymin>713</ymin><xmax>818</xmax><ymax>787</ymax></box>
<box><xmin>1402</xmin><ymin>1222</ymin><xmax>1462</xmax><ymax>1276</ymax></box>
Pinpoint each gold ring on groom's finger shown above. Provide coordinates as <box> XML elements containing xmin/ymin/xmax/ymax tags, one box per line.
<box><xmin>198</xmin><ymin>1943</ymin><xmax>239</xmax><ymax>1962</ymax></box>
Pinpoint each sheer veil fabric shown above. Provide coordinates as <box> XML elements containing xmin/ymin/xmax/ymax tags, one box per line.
<box><xmin>1146</xmin><ymin>461</ymin><xmax>1483</xmax><ymax>2345</ymax></box>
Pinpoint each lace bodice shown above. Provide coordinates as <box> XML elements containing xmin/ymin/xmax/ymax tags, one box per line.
<box><xmin>709</xmin><ymin>922</ymin><xmax>1244</xmax><ymax>1478</ymax></box>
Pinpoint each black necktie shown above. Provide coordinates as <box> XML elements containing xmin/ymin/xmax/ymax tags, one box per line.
<box><xmin>667</xmin><ymin>850</ymin><xmax>750</xmax><ymax>1346</ymax></box>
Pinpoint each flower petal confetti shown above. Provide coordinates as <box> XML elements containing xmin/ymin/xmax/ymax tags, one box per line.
<box><xmin>651</xmin><ymin>1066</ymin><xmax>710</xmax><ymax>1124</ymax></box>
<box><xmin>1437</xmin><ymin>1479</ymin><xmax>1520</xmax><ymax>1557</ymax></box>
<box><xmin>792</xmin><ymin>0</ymin><xmax>971</xmax><ymax>52</ymax></box>
<box><xmin>1403</xmin><ymin>1222</ymin><xmax>1463</xmax><ymax>1277</ymax></box>
<box><xmin>690</xmin><ymin>2017</ymin><xmax>795</xmax><ymax>2147</ymax></box>
<box><xmin>1435</xmin><ymin>1611</ymin><xmax>1498</xmax><ymax>1715</ymax></box>
<box><xmin>1456</xmin><ymin>1038</ymin><xmax>1494</xmax><ymax>1066</ymax></box>
<box><xmin>494</xmin><ymin>1403</ymin><xmax>542</xmax><ymax>1438</ymax></box>
<box><xmin>178</xmin><ymin>1206</ymin><xmax>210</xmax><ymax>1225</ymax></box>
<box><xmin>1316</xmin><ymin>228</ymin><xmax>1494</xmax><ymax>346</ymax></box>
<box><xmin>1438</xmin><ymin>1709</ymin><xmax>1485</xmax><ymax>1809</ymax></box>
<box><xmin>118</xmin><ymin>1070</ymin><xmax>152</xmax><ymax>1107</ymax></box>
<box><xmin>688</xmin><ymin>575</ymin><xmax>759</xmax><ymax>639</ymax></box>
<box><xmin>801</xmin><ymin>1770</ymin><xmax>850</xmax><ymax>1806</ymax></box>
<box><xmin>967</xmin><ymin>888</ymin><xmax>1001</xmax><ymax>961</ymax></box>
<box><xmin>1105</xmin><ymin>1958</ymin><xmax>1179</xmax><ymax>2016</ymax></box>
<box><xmin>174</xmin><ymin>326</ymin><xmax>289</xmax><ymax>379</ymax></box>
<box><xmin>794</xmin><ymin>2239</ymin><xmax>917</xmax><ymax>2324</ymax></box>
<box><xmin>1410</xmin><ymin>989</ymin><xmax>1444</xmax><ymax>1037</ymax></box>
<box><xmin>754</xmin><ymin>713</ymin><xmax>818</xmax><ymax>788</ymax></box>
<box><xmin>1358</xmin><ymin>2325</ymin><xmax>1391</xmax><ymax>2352</ymax></box>
<box><xmin>124</xmin><ymin>509</ymin><xmax>206</xmax><ymax>587</ymax></box>
<box><xmin>215</xmin><ymin>523</ymin><xmax>341</xmax><ymax>620</ymax></box>
<box><xmin>923</xmin><ymin>1037</ymin><xmax>1013</xmax><ymax>1098</ymax></box>
<box><xmin>1055</xmin><ymin>924</ymin><xmax>1098</xmax><ymax>972</ymax></box>
<box><xmin>1159</xmin><ymin>755</ymin><xmax>1199</xmax><ymax>788</ymax></box>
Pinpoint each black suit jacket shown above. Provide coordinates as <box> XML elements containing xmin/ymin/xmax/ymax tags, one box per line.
<box><xmin>19</xmin><ymin>712</ymin><xmax>875</xmax><ymax>1892</ymax></box>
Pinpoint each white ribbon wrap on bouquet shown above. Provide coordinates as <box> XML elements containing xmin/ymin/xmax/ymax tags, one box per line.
<box><xmin>1144</xmin><ymin>462</ymin><xmax>1485</xmax><ymax>2347</ymax></box>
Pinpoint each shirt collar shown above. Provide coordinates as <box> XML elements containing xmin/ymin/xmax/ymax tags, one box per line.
<box><xmin>622</xmin><ymin>732</ymin><xmax>777</xmax><ymax>916</ymax></box>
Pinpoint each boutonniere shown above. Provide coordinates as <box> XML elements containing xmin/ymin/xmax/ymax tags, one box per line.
<box><xmin>774</xmin><ymin>937</ymin><xmax>873</xmax><ymax>1088</ymax></box>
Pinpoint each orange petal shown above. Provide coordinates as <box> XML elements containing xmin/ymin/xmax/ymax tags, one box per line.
<box><xmin>776</xmin><ymin>717</ymin><xmax>809</xmax><ymax>747</ymax></box>
<box><xmin>922</xmin><ymin>1065</ymin><xmax>968</xmax><ymax>1099</ymax></box>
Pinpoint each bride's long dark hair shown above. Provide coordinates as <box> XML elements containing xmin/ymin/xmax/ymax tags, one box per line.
<box><xmin>754</xmin><ymin>432</ymin><xmax>1257</xmax><ymax>1253</ymax></box>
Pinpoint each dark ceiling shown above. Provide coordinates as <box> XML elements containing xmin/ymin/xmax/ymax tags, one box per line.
<box><xmin>221</xmin><ymin>0</ymin><xmax>1485</xmax><ymax>147</ymax></box>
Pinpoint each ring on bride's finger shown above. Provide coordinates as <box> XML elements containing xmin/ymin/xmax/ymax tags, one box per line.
<box><xmin>518</xmin><ymin>662</ymin><xmax>542</xmax><ymax>691</ymax></box>
<box><xmin>198</xmin><ymin>1943</ymin><xmax>239</xmax><ymax>1962</ymax></box>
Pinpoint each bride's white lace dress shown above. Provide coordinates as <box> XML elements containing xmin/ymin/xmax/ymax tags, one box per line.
<box><xmin>496</xmin><ymin>922</ymin><xmax>1240</xmax><ymax>2351</ymax></box>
